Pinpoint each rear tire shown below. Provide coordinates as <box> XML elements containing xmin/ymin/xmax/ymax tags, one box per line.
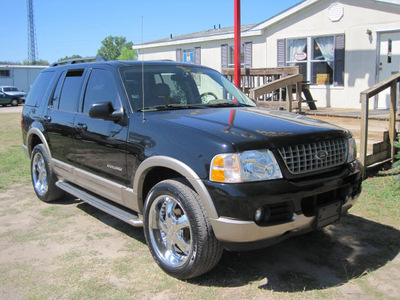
<box><xmin>144</xmin><ymin>179</ymin><xmax>223</xmax><ymax>279</ymax></box>
<box><xmin>31</xmin><ymin>144</ymin><xmax>64</xmax><ymax>202</ymax></box>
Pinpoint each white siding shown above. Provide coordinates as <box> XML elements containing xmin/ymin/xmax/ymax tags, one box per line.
<box><xmin>134</xmin><ymin>0</ymin><xmax>400</xmax><ymax>109</ymax></box>
<box><xmin>264</xmin><ymin>0</ymin><xmax>400</xmax><ymax>108</ymax></box>
<box><xmin>0</xmin><ymin>66</ymin><xmax>47</xmax><ymax>93</ymax></box>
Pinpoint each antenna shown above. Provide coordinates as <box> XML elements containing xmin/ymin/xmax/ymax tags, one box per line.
<box><xmin>141</xmin><ymin>16</ymin><xmax>146</xmax><ymax>123</ymax></box>
<box><xmin>27</xmin><ymin>0</ymin><xmax>38</xmax><ymax>64</ymax></box>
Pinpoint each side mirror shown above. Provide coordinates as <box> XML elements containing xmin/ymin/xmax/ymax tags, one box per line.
<box><xmin>89</xmin><ymin>102</ymin><xmax>124</xmax><ymax>122</ymax></box>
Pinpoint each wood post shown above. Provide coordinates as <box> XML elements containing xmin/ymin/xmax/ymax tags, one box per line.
<box><xmin>286</xmin><ymin>85</ymin><xmax>292</xmax><ymax>112</ymax></box>
<box><xmin>389</xmin><ymin>81</ymin><xmax>397</xmax><ymax>162</ymax></box>
<box><xmin>360</xmin><ymin>93</ymin><xmax>369</xmax><ymax>179</ymax></box>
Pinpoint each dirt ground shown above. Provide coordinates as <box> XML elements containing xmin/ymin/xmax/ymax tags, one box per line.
<box><xmin>0</xmin><ymin>105</ymin><xmax>23</xmax><ymax>114</ymax></box>
<box><xmin>1</xmin><ymin>181</ymin><xmax>400</xmax><ymax>299</ymax></box>
<box><xmin>1</xmin><ymin>105</ymin><xmax>400</xmax><ymax>299</ymax></box>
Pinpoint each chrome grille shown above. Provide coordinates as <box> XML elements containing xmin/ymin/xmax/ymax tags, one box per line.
<box><xmin>279</xmin><ymin>139</ymin><xmax>347</xmax><ymax>174</ymax></box>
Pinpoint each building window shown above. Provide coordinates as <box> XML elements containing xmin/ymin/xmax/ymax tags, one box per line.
<box><xmin>280</xmin><ymin>35</ymin><xmax>344</xmax><ymax>86</ymax></box>
<box><xmin>312</xmin><ymin>36</ymin><xmax>334</xmax><ymax>85</ymax></box>
<box><xmin>183</xmin><ymin>49</ymin><xmax>194</xmax><ymax>63</ymax></box>
<box><xmin>0</xmin><ymin>70</ymin><xmax>10</xmax><ymax>77</ymax></box>
<box><xmin>286</xmin><ymin>38</ymin><xmax>308</xmax><ymax>82</ymax></box>
<box><xmin>221</xmin><ymin>42</ymin><xmax>252</xmax><ymax>69</ymax></box>
<box><xmin>177</xmin><ymin>47</ymin><xmax>201</xmax><ymax>64</ymax></box>
<box><xmin>228</xmin><ymin>45</ymin><xmax>244</xmax><ymax>68</ymax></box>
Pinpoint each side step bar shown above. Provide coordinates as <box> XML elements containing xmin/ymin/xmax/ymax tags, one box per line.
<box><xmin>56</xmin><ymin>180</ymin><xmax>143</xmax><ymax>227</ymax></box>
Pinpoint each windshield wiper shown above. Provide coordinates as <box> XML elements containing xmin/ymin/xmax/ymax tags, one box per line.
<box><xmin>203</xmin><ymin>100</ymin><xmax>253</xmax><ymax>108</ymax></box>
<box><xmin>137</xmin><ymin>103</ymin><xmax>206</xmax><ymax>112</ymax></box>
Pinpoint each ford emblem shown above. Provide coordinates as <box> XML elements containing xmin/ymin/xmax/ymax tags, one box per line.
<box><xmin>316</xmin><ymin>150</ymin><xmax>329</xmax><ymax>160</ymax></box>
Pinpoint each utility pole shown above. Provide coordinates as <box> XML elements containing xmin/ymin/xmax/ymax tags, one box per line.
<box><xmin>27</xmin><ymin>0</ymin><xmax>38</xmax><ymax>64</ymax></box>
<box><xmin>234</xmin><ymin>0</ymin><xmax>241</xmax><ymax>89</ymax></box>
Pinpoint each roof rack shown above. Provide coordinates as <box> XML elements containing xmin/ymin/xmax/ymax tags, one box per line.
<box><xmin>50</xmin><ymin>56</ymin><xmax>107</xmax><ymax>67</ymax></box>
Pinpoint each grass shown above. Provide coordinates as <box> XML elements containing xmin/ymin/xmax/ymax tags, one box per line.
<box><xmin>352</xmin><ymin>169</ymin><xmax>400</xmax><ymax>224</ymax></box>
<box><xmin>0</xmin><ymin>113</ymin><xmax>30</xmax><ymax>190</ymax></box>
<box><xmin>1</xmin><ymin>111</ymin><xmax>400</xmax><ymax>299</ymax></box>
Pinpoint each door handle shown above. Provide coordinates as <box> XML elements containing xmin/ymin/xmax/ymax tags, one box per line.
<box><xmin>76</xmin><ymin>123</ymin><xmax>88</xmax><ymax>131</ymax></box>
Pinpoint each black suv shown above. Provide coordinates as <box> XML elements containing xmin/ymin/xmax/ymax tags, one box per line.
<box><xmin>22</xmin><ymin>58</ymin><xmax>362</xmax><ymax>279</ymax></box>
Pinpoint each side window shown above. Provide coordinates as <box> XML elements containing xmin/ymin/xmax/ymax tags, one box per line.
<box><xmin>58</xmin><ymin>70</ymin><xmax>84</xmax><ymax>112</ymax></box>
<box><xmin>83</xmin><ymin>69</ymin><xmax>118</xmax><ymax>114</ymax></box>
<box><xmin>50</xmin><ymin>71</ymin><xmax>66</xmax><ymax>109</ymax></box>
<box><xmin>25</xmin><ymin>71</ymin><xmax>55</xmax><ymax>107</ymax></box>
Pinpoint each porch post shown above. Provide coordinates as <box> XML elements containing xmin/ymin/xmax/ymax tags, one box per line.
<box><xmin>360</xmin><ymin>93</ymin><xmax>369</xmax><ymax>179</ymax></box>
<box><xmin>389</xmin><ymin>81</ymin><xmax>397</xmax><ymax>162</ymax></box>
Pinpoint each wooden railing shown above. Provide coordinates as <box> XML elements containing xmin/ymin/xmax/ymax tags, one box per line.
<box><xmin>360</xmin><ymin>72</ymin><xmax>400</xmax><ymax>178</ymax></box>
<box><xmin>250</xmin><ymin>74</ymin><xmax>303</xmax><ymax>113</ymax></box>
<box><xmin>222</xmin><ymin>67</ymin><xmax>303</xmax><ymax>112</ymax></box>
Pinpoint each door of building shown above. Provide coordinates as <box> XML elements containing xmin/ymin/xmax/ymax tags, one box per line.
<box><xmin>377</xmin><ymin>31</ymin><xmax>400</xmax><ymax>109</ymax></box>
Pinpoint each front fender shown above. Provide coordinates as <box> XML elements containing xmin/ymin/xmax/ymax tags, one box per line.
<box><xmin>133</xmin><ymin>156</ymin><xmax>218</xmax><ymax>220</ymax></box>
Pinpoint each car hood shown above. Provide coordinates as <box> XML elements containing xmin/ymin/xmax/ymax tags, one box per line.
<box><xmin>147</xmin><ymin>107</ymin><xmax>349</xmax><ymax>151</ymax></box>
<box><xmin>4</xmin><ymin>91</ymin><xmax>27</xmax><ymax>97</ymax></box>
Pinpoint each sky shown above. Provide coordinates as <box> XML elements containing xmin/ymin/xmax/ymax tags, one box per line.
<box><xmin>1</xmin><ymin>0</ymin><xmax>302</xmax><ymax>64</ymax></box>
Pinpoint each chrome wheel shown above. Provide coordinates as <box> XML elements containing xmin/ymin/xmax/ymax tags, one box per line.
<box><xmin>148</xmin><ymin>195</ymin><xmax>192</xmax><ymax>268</ymax></box>
<box><xmin>32</xmin><ymin>152</ymin><xmax>48</xmax><ymax>197</ymax></box>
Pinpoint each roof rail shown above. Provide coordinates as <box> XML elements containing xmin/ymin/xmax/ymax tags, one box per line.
<box><xmin>50</xmin><ymin>56</ymin><xmax>107</xmax><ymax>67</ymax></box>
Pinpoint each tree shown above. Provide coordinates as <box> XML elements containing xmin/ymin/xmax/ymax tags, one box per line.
<box><xmin>23</xmin><ymin>59</ymin><xmax>50</xmax><ymax>66</ymax></box>
<box><xmin>117</xmin><ymin>47</ymin><xmax>138</xmax><ymax>61</ymax></box>
<box><xmin>0</xmin><ymin>61</ymin><xmax>22</xmax><ymax>65</ymax></box>
<box><xmin>58</xmin><ymin>55</ymin><xmax>82</xmax><ymax>62</ymax></box>
<box><xmin>97</xmin><ymin>36</ymin><xmax>135</xmax><ymax>61</ymax></box>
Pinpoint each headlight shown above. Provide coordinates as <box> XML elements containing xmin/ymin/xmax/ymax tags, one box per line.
<box><xmin>210</xmin><ymin>150</ymin><xmax>283</xmax><ymax>183</ymax></box>
<box><xmin>347</xmin><ymin>137</ymin><xmax>357</xmax><ymax>163</ymax></box>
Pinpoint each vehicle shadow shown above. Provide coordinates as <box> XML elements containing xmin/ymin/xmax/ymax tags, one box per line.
<box><xmin>75</xmin><ymin>201</ymin><xmax>147</xmax><ymax>245</ymax></box>
<box><xmin>190</xmin><ymin>214</ymin><xmax>400</xmax><ymax>292</ymax></box>
<box><xmin>62</xmin><ymin>195</ymin><xmax>400</xmax><ymax>292</ymax></box>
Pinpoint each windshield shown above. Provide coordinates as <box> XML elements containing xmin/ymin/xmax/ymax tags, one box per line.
<box><xmin>120</xmin><ymin>65</ymin><xmax>256</xmax><ymax>111</ymax></box>
<box><xmin>3</xmin><ymin>87</ymin><xmax>18</xmax><ymax>92</ymax></box>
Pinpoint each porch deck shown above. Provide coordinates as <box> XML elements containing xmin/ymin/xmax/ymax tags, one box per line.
<box><xmin>302</xmin><ymin>107</ymin><xmax>399</xmax><ymax>161</ymax></box>
<box><xmin>303</xmin><ymin>107</ymin><xmax>395</xmax><ymax>121</ymax></box>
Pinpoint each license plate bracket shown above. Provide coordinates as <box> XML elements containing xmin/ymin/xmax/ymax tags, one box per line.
<box><xmin>314</xmin><ymin>201</ymin><xmax>342</xmax><ymax>228</ymax></box>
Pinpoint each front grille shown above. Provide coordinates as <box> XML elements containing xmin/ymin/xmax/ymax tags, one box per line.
<box><xmin>279</xmin><ymin>139</ymin><xmax>347</xmax><ymax>174</ymax></box>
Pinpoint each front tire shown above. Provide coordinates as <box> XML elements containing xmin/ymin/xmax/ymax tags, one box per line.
<box><xmin>11</xmin><ymin>99</ymin><xmax>19</xmax><ymax>106</ymax></box>
<box><xmin>144</xmin><ymin>179</ymin><xmax>223</xmax><ymax>279</ymax></box>
<box><xmin>31</xmin><ymin>144</ymin><xmax>64</xmax><ymax>202</ymax></box>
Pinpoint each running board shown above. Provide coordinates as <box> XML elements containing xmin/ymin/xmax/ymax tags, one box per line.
<box><xmin>56</xmin><ymin>180</ymin><xmax>143</xmax><ymax>227</ymax></box>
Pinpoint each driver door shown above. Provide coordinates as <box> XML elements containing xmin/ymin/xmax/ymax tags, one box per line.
<box><xmin>73</xmin><ymin>68</ymin><xmax>128</xmax><ymax>194</ymax></box>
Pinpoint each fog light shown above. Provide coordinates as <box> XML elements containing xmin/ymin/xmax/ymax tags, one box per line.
<box><xmin>254</xmin><ymin>207</ymin><xmax>264</xmax><ymax>222</ymax></box>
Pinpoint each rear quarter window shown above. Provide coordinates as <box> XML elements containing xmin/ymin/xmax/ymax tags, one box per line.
<box><xmin>25</xmin><ymin>71</ymin><xmax>55</xmax><ymax>107</ymax></box>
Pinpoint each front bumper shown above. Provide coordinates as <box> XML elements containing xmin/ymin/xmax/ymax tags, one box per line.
<box><xmin>206</xmin><ymin>161</ymin><xmax>362</xmax><ymax>250</ymax></box>
<box><xmin>210</xmin><ymin>196</ymin><xmax>358</xmax><ymax>251</ymax></box>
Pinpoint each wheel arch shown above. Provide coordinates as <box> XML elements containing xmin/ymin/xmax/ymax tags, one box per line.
<box><xmin>133</xmin><ymin>156</ymin><xmax>218</xmax><ymax>220</ymax></box>
<box><xmin>26</xmin><ymin>128</ymin><xmax>51</xmax><ymax>159</ymax></box>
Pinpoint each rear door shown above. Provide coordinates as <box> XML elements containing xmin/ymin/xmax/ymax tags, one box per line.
<box><xmin>73</xmin><ymin>67</ymin><xmax>128</xmax><ymax>187</ymax></box>
<box><xmin>44</xmin><ymin>69</ymin><xmax>86</xmax><ymax>165</ymax></box>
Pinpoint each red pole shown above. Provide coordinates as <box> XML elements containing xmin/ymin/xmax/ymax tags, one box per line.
<box><xmin>234</xmin><ymin>0</ymin><xmax>241</xmax><ymax>89</ymax></box>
